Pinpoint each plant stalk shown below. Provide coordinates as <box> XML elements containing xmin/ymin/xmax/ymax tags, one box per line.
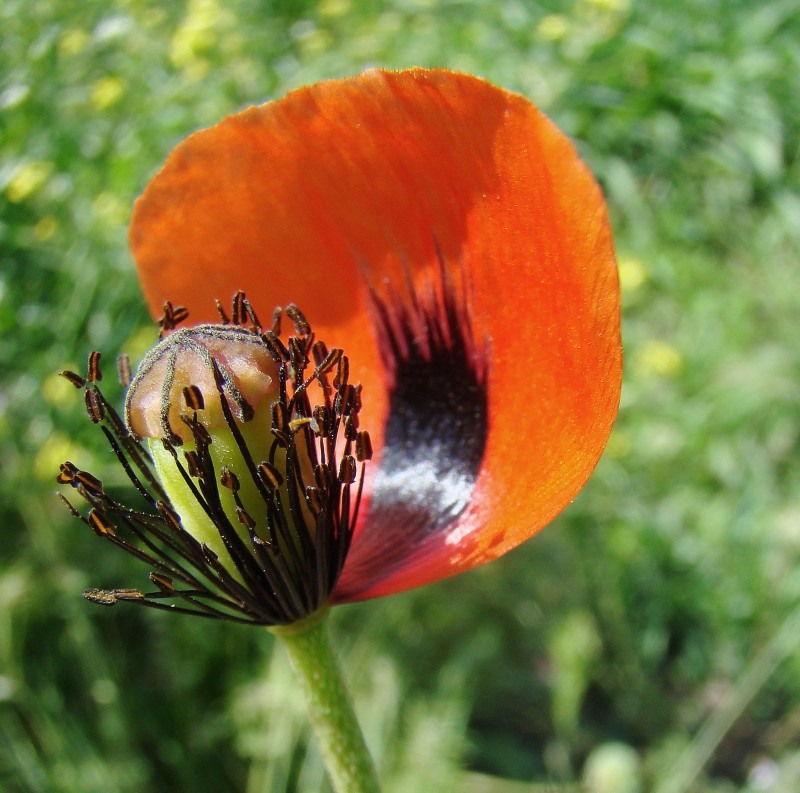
<box><xmin>270</xmin><ymin>609</ymin><xmax>381</xmax><ymax>793</ymax></box>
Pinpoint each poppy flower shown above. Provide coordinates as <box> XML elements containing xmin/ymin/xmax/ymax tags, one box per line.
<box><xmin>61</xmin><ymin>68</ymin><xmax>621</xmax><ymax>624</ymax></box>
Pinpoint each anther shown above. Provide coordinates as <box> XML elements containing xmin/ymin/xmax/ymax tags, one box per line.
<box><xmin>87</xmin><ymin>509</ymin><xmax>117</xmax><ymax>537</ymax></box>
<box><xmin>344</xmin><ymin>415</ymin><xmax>359</xmax><ymax>441</ymax></box>
<box><xmin>150</xmin><ymin>573</ymin><xmax>175</xmax><ymax>592</ymax></box>
<box><xmin>228</xmin><ymin>290</ymin><xmax>262</xmax><ymax>330</ymax></box>
<box><xmin>75</xmin><ymin>470</ymin><xmax>104</xmax><ymax>499</ymax></box>
<box><xmin>258</xmin><ymin>460</ymin><xmax>284</xmax><ymax>489</ymax></box>
<box><xmin>333</xmin><ymin>355</ymin><xmax>349</xmax><ymax>388</ymax></box>
<box><xmin>112</xmin><ymin>589</ymin><xmax>146</xmax><ymax>601</ymax></box>
<box><xmin>272</xmin><ymin>401</ymin><xmax>288</xmax><ymax>433</ymax></box>
<box><xmin>356</xmin><ymin>431</ymin><xmax>373</xmax><ymax>462</ymax></box>
<box><xmin>270</xmin><ymin>306</ymin><xmax>282</xmax><ymax>336</ymax></box>
<box><xmin>83</xmin><ymin>588</ymin><xmax>119</xmax><ymax>606</ymax></box>
<box><xmin>184</xmin><ymin>450</ymin><xmax>203</xmax><ymax>479</ymax></box>
<box><xmin>182</xmin><ymin>384</ymin><xmax>205</xmax><ymax>411</ymax></box>
<box><xmin>338</xmin><ymin>455</ymin><xmax>357</xmax><ymax>484</ymax></box>
<box><xmin>236</xmin><ymin>507</ymin><xmax>256</xmax><ymax>530</ymax></box>
<box><xmin>215</xmin><ymin>299</ymin><xmax>231</xmax><ymax>325</ymax></box>
<box><xmin>84</xmin><ymin>389</ymin><xmax>105</xmax><ymax>423</ymax></box>
<box><xmin>220</xmin><ymin>468</ymin><xmax>240</xmax><ymax>492</ymax></box>
<box><xmin>57</xmin><ymin>462</ymin><xmax>105</xmax><ymax>500</ymax></box>
<box><xmin>312</xmin><ymin>340</ymin><xmax>329</xmax><ymax>368</ymax></box>
<box><xmin>61</xmin><ymin>370</ymin><xmax>86</xmax><ymax>389</ymax></box>
<box><xmin>335</xmin><ymin>384</ymin><xmax>356</xmax><ymax>417</ymax></box>
<box><xmin>305</xmin><ymin>486</ymin><xmax>325</xmax><ymax>516</ymax></box>
<box><xmin>117</xmin><ymin>355</ymin><xmax>132</xmax><ymax>388</ymax></box>
<box><xmin>156</xmin><ymin>501</ymin><xmax>183</xmax><ymax>532</ymax></box>
<box><xmin>231</xmin><ymin>290</ymin><xmax>246</xmax><ymax>326</ymax></box>
<box><xmin>187</xmin><ymin>418</ymin><xmax>212</xmax><ymax>448</ymax></box>
<box><xmin>56</xmin><ymin>461</ymin><xmax>80</xmax><ymax>486</ymax></box>
<box><xmin>314</xmin><ymin>464</ymin><xmax>331</xmax><ymax>491</ymax></box>
<box><xmin>288</xmin><ymin>336</ymin><xmax>307</xmax><ymax>371</ymax></box>
<box><xmin>243</xmin><ymin>296</ymin><xmax>262</xmax><ymax>331</ymax></box>
<box><xmin>158</xmin><ymin>301</ymin><xmax>189</xmax><ymax>335</ymax></box>
<box><xmin>285</xmin><ymin>303</ymin><xmax>310</xmax><ymax>337</ymax></box>
<box><xmin>262</xmin><ymin>331</ymin><xmax>290</xmax><ymax>363</ymax></box>
<box><xmin>320</xmin><ymin>348</ymin><xmax>345</xmax><ymax>377</ymax></box>
<box><xmin>87</xmin><ymin>351</ymin><xmax>102</xmax><ymax>382</ymax></box>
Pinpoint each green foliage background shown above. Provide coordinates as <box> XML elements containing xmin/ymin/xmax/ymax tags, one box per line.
<box><xmin>1</xmin><ymin>0</ymin><xmax>799</xmax><ymax>791</ymax></box>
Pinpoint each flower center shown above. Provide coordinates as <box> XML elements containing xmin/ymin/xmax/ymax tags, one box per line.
<box><xmin>58</xmin><ymin>293</ymin><xmax>372</xmax><ymax>625</ymax></box>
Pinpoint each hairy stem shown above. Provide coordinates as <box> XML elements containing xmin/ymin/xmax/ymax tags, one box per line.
<box><xmin>270</xmin><ymin>610</ymin><xmax>381</xmax><ymax>793</ymax></box>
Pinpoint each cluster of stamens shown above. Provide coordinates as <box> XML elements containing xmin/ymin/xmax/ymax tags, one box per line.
<box><xmin>58</xmin><ymin>292</ymin><xmax>371</xmax><ymax>625</ymax></box>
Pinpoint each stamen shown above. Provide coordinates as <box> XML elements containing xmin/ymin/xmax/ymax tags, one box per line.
<box><xmin>231</xmin><ymin>290</ymin><xmax>246</xmax><ymax>326</ymax></box>
<box><xmin>285</xmin><ymin>303</ymin><xmax>310</xmax><ymax>336</ymax></box>
<box><xmin>117</xmin><ymin>355</ymin><xmax>132</xmax><ymax>388</ymax></box>
<box><xmin>184</xmin><ymin>450</ymin><xmax>203</xmax><ymax>478</ymax></box>
<box><xmin>258</xmin><ymin>461</ymin><xmax>284</xmax><ymax>489</ymax></box>
<box><xmin>150</xmin><ymin>573</ymin><xmax>175</xmax><ymax>592</ymax></box>
<box><xmin>157</xmin><ymin>301</ymin><xmax>190</xmax><ymax>336</ymax></box>
<box><xmin>333</xmin><ymin>355</ymin><xmax>349</xmax><ymax>389</ymax></box>
<box><xmin>182</xmin><ymin>384</ymin><xmax>205</xmax><ymax>411</ymax></box>
<box><xmin>84</xmin><ymin>389</ymin><xmax>105</xmax><ymax>423</ymax></box>
<box><xmin>215</xmin><ymin>299</ymin><xmax>230</xmax><ymax>325</ymax></box>
<box><xmin>270</xmin><ymin>306</ymin><xmax>282</xmax><ymax>336</ymax></box>
<box><xmin>84</xmin><ymin>588</ymin><xmax>124</xmax><ymax>606</ymax></box>
<box><xmin>87</xmin><ymin>351</ymin><xmax>102</xmax><ymax>383</ymax></box>
<box><xmin>339</xmin><ymin>455</ymin><xmax>357</xmax><ymax>484</ymax></box>
<box><xmin>61</xmin><ymin>370</ymin><xmax>86</xmax><ymax>389</ymax></box>
<box><xmin>356</xmin><ymin>431</ymin><xmax>373</xmax><ymax>462</ymax></box>
<box><xmin>219</xmin><ymin>467</ymin><xmax>239</xmax><ymax>492</ymax></box>
<box><xmin>235</xmin><ymin>507</ymin><xmax>257</xmax><ymax>531</ymax></box>
<box><xmin>261</xmin><ymin>330</ymin><xmax>290</xmax><ymax>363</ymax></box>
<box><xmin>60</xmin><ymin>293</ymin><xmax>369</xmax><ymax>626</ymax></box>
<box><xmin>87</xmin><ymin>509</ymin><xmax>117</xmax><ymax>537</ymax></box>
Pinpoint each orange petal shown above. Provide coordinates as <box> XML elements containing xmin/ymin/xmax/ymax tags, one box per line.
<box><xmin>129</xmin><ymin>68</ymin><xmax>622</xmax><ymax>602</ymax></box>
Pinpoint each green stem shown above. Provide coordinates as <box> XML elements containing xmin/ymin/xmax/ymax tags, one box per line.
<box><xmin>270</xmin><ymin>609</ymin><xmax>382</xmax><ymax>793</ymax></box>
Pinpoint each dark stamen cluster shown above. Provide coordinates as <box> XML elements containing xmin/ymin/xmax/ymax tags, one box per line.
<box><xmin>58</xmin><ymin>292</ymin><xmax>371</xmax><ymax>625</ymax></box>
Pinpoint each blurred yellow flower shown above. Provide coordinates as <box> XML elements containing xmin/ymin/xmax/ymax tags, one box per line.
<box><xmin>637</xmin><ymin>340</ymin><xmax>682</xmax><ymax>378</ymax></box>
<box><xmin>42</xmin><ymin>371</ymin><xmax>79</xmax><ymax>408</ymax></box>
<box><xmin>91</xmin><ymin>77</ymin><xmax>125</xmax><ymax>110</ymax></box>
<box><xmin>299</xmin><ymin>27</ymin><xmax>334</xmax><ymax>55</ymax></box>
<box><xmin>6</xmin><ymin>161</ymin><xmax>53</xmax><ymax>203</ymax></box>
<box><xmin>170</xmin><ymin>0</ymin><xmax>229</xmax><ymax>74</ymax></box>
<box><xmin>92</xmin><ymin>192</ymin><xmax>128</xmax><ymax>226</ymax></box>
<box><xmin>142</xmin><ymin>8</ymin><xmax>168</xmax><ymax>28</ymax></box>
<box><xmin>582</xmin><ymin>0</ymin><xmax>630</xmax><ymax>12</ymax></box>
<box><xmin>618</xmin><ymin>255</ymin><xmax>648</xmax><ymax>295</ymax></box>
<box><xmin>318</xmin><ymin>0</ymin><xmax>351</xmax><ymax>17</ymax></box>
<box><xmin>537</xmin><ymin>14</ymin><xmax>570</xmax><ymax>41</ymax></box>
<box><xmin>34</xmin><ymin>216</ymin><xmax>59</xmax><ymax>243</ymax></box>
<box><xmin>34</xmin><ymin>431</ymin><xmax>88</xmax><ymax>483</ymax></box>
<box><xmin>58</xmin><ymin>28</ymin><xmax>90</xmax><ymax>58</ymax></box>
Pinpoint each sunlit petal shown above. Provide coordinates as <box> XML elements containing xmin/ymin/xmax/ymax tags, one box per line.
<box><xmin>130</xmin><ymin>68</ymin><xmax>622</xmax><ymax>602</ymax></box>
